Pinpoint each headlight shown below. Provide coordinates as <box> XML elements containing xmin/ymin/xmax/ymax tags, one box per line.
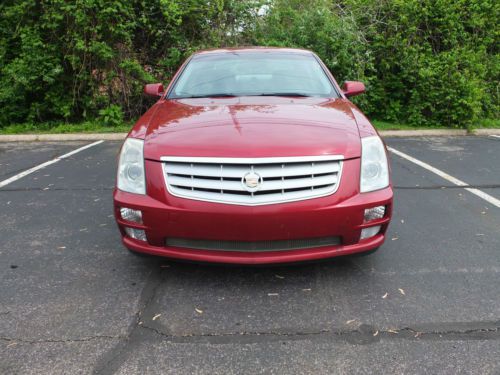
<box><xmin>117</xmin><ymin>138</ymin><xmax>145</xmax><ymax>194</ymax></box>
<box><xmin>360</xmin><ymin>136</ymin><xmax>389</xmax><ymax>193</ymax></box>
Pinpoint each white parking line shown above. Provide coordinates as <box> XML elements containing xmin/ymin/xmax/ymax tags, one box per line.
<box><xmin>388</xmin><ymin>147</ymin><xmax>500</xmax><ymax>208</ymax></box>
<box><xmin>0</xmin><ymin>140</ymin><xmax>104</xmax><ymax>189</ymax></box>
<box><xmin>490</xmin><ymin>135</ymin><xmax>500</xmax><ymax>139</ymax></box>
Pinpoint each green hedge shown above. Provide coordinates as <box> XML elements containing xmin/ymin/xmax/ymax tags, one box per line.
<box><xmin>0</xmin><ymin>0</ymin><xmax>498</xmax><ymax>128</ymax></box>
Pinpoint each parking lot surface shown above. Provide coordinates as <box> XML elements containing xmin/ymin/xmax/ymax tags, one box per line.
<box><xmin>1</xmin><ymin>136</ymin><xmax>499</xmax><ymax>374</ymax></box>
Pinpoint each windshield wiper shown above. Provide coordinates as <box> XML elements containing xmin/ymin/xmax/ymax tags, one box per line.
<box><xmin>177</xmin><ymin>93</ymin><xmax>312</xmax><ymax>99</ymax></box>
<box><xmin>251</xmin><ymin>93</ymin><xmax>312</xmax><ymax>97</ymax></box>
<box><xmin>179</xmin><ymin>93</ymin><xmax>236</xmax><ymax>98</ymax></box>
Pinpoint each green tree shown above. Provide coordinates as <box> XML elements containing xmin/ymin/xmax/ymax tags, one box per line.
<box><xmin>0</xmin><ymin>0</ymin><xmax>498</xmax><ymax>129</ymax></box>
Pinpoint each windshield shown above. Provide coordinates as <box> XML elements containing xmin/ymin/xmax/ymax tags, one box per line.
<box><xmin>168</xmin><ymin>52</ymin><xmax>338</xmax><ymax>99</ymax></box>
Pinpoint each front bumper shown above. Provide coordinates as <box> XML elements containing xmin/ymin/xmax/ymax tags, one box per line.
<box><xmin>113</xmin><ymin>158</ymin><xmax>393</xmax><ymax>264</ymax></box>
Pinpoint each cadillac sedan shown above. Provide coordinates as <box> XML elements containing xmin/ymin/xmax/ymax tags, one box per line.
<box><xmin>114</xmin><ymin>47</ymin><xmax>393</xmax><ymax>264</ymax></box>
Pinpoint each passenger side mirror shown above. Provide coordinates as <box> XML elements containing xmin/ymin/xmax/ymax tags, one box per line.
<box><xmin>144</xmin><ymin>83</ymin><xmax>164</xmax><ymax>97</ymax></box>
<box><xmin>342</xmin><ymin>81</ymin><xmax>365</xmax><ymax>97</ymax></box>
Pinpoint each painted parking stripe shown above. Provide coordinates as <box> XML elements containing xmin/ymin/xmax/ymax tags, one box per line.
<box><xmin>0</xmin><ymin>140</ymin><xmax>104</xmax><ymax>189</ymax></box>
<box><xmin>388</xmin><ymin>147</ymin><xmax>500</xmax><ymax>208</ymax></box>
<box><xmin>490</xmin><ymin>135</ymin><xmax>500</xmax><ymax>139</ymax></box>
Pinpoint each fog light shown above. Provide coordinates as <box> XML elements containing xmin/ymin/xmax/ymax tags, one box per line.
<box><xmin>360</xmin><ymin>225</ymin><xmax>381</xmax><ymax>240</ymax></box>
<box><xmin>364</xmin><ymin>206</ymin><xmax>385</xmax><ymax>222</ymax></box>
<box><xmin>124</xmin><ymin>227</ymin><xmax>147</xmax><ymax>241</ymax></box>
<box><xmin>120</xmin><ymin>207</ymin><xmax>142</xmax><ymax>223</ymax></box>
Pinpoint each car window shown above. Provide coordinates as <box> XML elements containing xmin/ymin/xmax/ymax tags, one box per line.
<box><xmin>169</xmin><ymin>52</ymin><xmax>338</xmax><ymax>98</ymax></box>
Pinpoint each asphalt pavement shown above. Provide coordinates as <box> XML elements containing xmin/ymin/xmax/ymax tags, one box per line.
<box><xmin>0</xmin><ymin>136</ymin><xmax>499</xmax><ymax>374</ymax></box>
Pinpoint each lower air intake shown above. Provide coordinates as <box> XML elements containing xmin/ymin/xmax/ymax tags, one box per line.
<box><xmin>165</xmin><ymin>236</ymin><xmax>341</xmax><ymax>252</ymax></box>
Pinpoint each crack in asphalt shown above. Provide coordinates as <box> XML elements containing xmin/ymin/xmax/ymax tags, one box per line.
<box><xmin>130</xmin><ymin>321</ymin><xmax>500</xmax><ymax>346</ymax></box>
<box><xmin>0</xmin><ymin>335</ymin><xmax>122</xmax><ymax>345</ymax></box>
<box><xmin>92</xmin><ymin>262</ymin><xmax>166</xmax><ymax>375</ymax></box>
<box><xmin>3</xmin><ymin>323</ymin><xmax>498</xmax><ymax>349</ymax></box>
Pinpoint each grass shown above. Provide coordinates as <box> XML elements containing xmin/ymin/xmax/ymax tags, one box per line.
<box><xmin>371</xmin><ymin>120</ymin><xmax>444</xmax><ymax>131</ymax></box>
<box><xmin>373</xmin><ymin>118</ymin><xmax>500</xmax><ymax>131</ymax></box>
<box><xmin>0</xmin><ymin>118</ymin><xmax>498</xmax><ymax>134</ymax></box>
<box><xmin>475</xmin><ymin>118</ymin><xmax>500</xmax><ymax>129</ymax></box>
<box><xmin>0</xmin><ymin>121</ymin><xmax>131</xmax><ymax>134</ymax></box>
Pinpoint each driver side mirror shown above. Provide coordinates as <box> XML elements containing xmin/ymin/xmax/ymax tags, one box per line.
<box><xmin>342</xmin><ymin>81</ymin><xmax>365</xmax><ymax>97</ymax></box>
<box><xmin>144</xmin><ymin>83</ymin><xmax>164</xmax><ymax>97</ymax></box>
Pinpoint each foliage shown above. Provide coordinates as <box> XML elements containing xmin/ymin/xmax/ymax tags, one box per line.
<box><xmin>98</xmin><ymin>104</ymin><xmax>124</xmax><ymax>127</ymax></box>
<box><xmin>0</xmin><ymin>120</ymin><xmax>132</xmax><ymax>134</ymax></box>
<box><xmin>0</xmin><ymin>0</ymin><xmax>497</xmax><ymax>129</ymax></box>
<box><xmin>351</xmin><ymin>0</ymin><xmax>499</xmax><ymax>128</ymax></box>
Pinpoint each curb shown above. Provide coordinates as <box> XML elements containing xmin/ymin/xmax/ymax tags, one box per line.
<box><xmin>470</xmin><ymin>128</ymin><xmax>500</xmax><ymax>136</ymax></box>
<box><xmin>379</xmin><ymin>129</ymin><xmax>467</xmax><ymax>137</ymax></box>
<box><xmin>0</xmin><ymin>129</ymin><xmax>499</xmax><ymax>142</ymax></box>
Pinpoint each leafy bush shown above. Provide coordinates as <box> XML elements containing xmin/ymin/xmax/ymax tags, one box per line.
<box><xmin>0</xmin><ymin>0</ymin><xmax>497</xmax><ymax>129</ymax></box>
<box><xmin>356</xmin><ymin>0</ymin><xmax>499</xmax><ymax>128</ymax></box>
<box><xmin>98</xmin><ymin>104</ymin><xmax>124</xmax><ymax>127</ymax></box>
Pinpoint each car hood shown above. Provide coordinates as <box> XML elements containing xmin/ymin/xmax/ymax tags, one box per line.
<box><xmin>143</xmin><ymin>97</ymin><xmax>361</xmax><ymax>160</ymax></box>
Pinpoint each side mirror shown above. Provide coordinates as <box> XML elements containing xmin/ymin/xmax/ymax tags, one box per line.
<box><xmin>342</xmin><ymin>81</ymin><xmax>365</xmax><ymax>97</ymax></box>
<box><xmin>144</xmin><ymin>83</ymin><xmax>164</xmax><ymax>97</ymax></box>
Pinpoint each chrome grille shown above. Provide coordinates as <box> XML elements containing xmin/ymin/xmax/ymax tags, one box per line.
<box><xmin>161</xmin><ymin>156</ymin><xmax>343</xmax><ymax>205</ymax></box>
<box><xmin>166</xmin><ymin>236</ymin><xmax>341</xmax><ymax>252</ymax></box>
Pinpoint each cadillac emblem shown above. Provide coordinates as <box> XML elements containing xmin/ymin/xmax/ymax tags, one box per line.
<box><xmin>242</xmin><ymin>171</ymin><xmax>262</xmax><ymax>192</ymax></box>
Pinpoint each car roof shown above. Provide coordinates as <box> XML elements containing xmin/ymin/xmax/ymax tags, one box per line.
<box><xmin>192</xmin><ymin>46</ymin><xmax>315</xmax><ymax>57</ymax></box>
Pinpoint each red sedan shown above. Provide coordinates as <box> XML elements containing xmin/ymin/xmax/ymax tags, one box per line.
<box><xmin>114</xmin><ymin>47</ymin><xmax>393</xmax><ymax>264</ymax></box>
